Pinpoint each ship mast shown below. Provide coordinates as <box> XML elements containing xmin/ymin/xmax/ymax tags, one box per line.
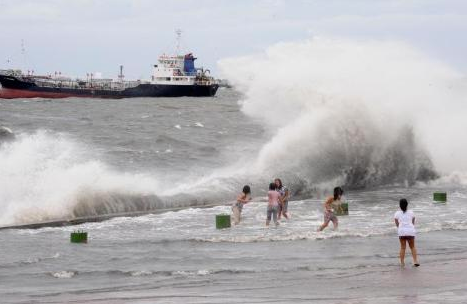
<box><xmin>118</xmin><ymin>65</ymin><xmax>124</xmax><ymax>82</ymax></box>
<box><xmin>175</xmin><ymin>29</ymin><xmax>182</xmax><ymax>55</ymax></box>
<box><xmin>21</xmin><ymin>39</ymin><xmax>27</xmax><ymax>72</ymax></box>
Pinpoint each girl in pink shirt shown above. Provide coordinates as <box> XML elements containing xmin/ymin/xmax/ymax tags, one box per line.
<box><xmin>267</xmin><ymin>182</ymin><xmax>281</xmax><ymax>226</ymax></box>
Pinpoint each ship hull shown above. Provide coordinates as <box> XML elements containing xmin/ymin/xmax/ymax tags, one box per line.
<box><xmin>0</xmin><ymin>75</ymin><xmax>219</xmax><ymax>99</ymax></box>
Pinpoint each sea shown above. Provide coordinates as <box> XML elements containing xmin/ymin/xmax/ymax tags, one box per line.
<box><xmin>0</xmin><ymin>89</ymin><xmax>466</xmax><ymax>303</ymax></box>
<box><xmin>1</xmin><ymin>38</ymin><xmax>467</xmax><ymax>303</ymax></box>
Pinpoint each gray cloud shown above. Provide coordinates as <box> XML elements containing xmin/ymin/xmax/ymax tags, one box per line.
<box><xmin>0</xmin><ymin>0</ymin><xmax>466</xmax><ymax>79</ymax></box>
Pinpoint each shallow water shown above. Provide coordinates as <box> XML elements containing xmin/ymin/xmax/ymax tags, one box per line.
<box><xmin>2</xmin><ymin>223</ymin><xmax>467</xmax><ymax>303</ymax></box>
<box><xmin>2</xmin><ymin>187</ymin><xmax>467</xmax><ymax>303</ymax></box>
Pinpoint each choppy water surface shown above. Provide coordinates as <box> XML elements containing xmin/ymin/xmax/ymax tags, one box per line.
<box><xmin>1</xmin><ymin>88</ymin><xmax>467</xmax><ymax>303</ymax></box>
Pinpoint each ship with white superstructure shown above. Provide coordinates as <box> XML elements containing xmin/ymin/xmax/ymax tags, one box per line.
<box><xmin>0</xmin><ymin>34</ymin><xmax>218</xmax><ymax>99</ymax></box>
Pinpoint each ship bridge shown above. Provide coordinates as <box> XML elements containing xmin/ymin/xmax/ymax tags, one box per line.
<box><xmin>151</xmin><ymin>53</ymin><xmax>215</xmax><ymax>86</ymax></box>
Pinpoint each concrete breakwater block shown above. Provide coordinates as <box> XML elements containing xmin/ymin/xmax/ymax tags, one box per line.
<box><xmin>333</xmin><ymin>203</ymin><xmax>349</xmax><ymax>216</ymax></box>
<box><xmin>433</xmin><ymin>192</ymin><xmax>447</xmax><ymax>202</ymax></box>
<box><xmin>216</xmin><ymin>214</ymin><xmax>231</xmax><ymax>229</ymax></box>
<box><xmin>70</xmin><ymin>231</ymin><xmax>88</xmax><ymax>243</ymax></box>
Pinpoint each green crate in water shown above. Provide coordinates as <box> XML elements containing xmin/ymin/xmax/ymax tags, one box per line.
<box><xmin>333</xmin><ymin>202</ymin><xmax>349</xmax><ymax>216</ymax></box>
<box><xmin>70</xmin><ymin>231</ymin><xmax>88</xmax><ymax>243</ymax></box>
<box><xmin>216</xmin><ymin>214</ymin><xmax>231</xmax><ymax>229</ymax></box>
<box><xmin>433</xmin><ymin>192</ymin><xmax>447</xmax><ymax>202</ymax></box>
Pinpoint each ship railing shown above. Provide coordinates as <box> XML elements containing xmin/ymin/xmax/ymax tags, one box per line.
<box><xmin>32</xmin><ymin>80</ymin><xmax>141</xmax><ymax>91</ymax></box>
<box><xmin>195</xmin><ymin>80</ymin><xmax>211</xmax><ymax>86</ymax></box>
<box><xmin>194</xmin><ymin>78</ymin><xmax>218</xmax><ymax>86</ymax></box>
<box><xmin>0</xmin><ymin>69</ymin><xmax>22</xmax><ymax>77</ymax></box>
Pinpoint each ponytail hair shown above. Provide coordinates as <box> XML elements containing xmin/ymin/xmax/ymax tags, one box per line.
<box><xmin>399</xmin><ymin>198</ymin><xmax>408</xmax><ymax>212</ymax></box>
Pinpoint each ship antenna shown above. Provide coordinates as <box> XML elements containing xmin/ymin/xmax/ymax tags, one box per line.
<box><xmin>21</xmin><ymin>39</ymin><xmax>27</xmax><ymax>69</ymax></box>
<box><xmin>21</xmin><ymin>39</ymin><xmax>25</xmax><ymax>55</ymax></box>
<box><xmin>175</xmin><ymin>29</ymin><xmax>182</xmax><ymax>55</ymax></box>
<box><xmin>20</xmin><ymin>39</ymin><xmax>33</xmax><ymax>72</ymax></box>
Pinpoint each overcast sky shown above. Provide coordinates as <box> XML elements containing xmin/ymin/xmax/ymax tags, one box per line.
<box><xmin>1</xmin><ymin>0</ymin><xmax>466</xmax><ymax>79</ymax></box>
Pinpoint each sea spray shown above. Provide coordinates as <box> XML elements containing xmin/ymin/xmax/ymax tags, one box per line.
<box><xmin>0</xmin><ymin>130</ymin><xmax>162</xmax><ymax>226</ymax></box>
<box><xmin>0</xmin><ymin>130</ymin><xmax>246</xmax><ymax>226</ymax></box>
<box><xmin>219</xmin><ymin>37</ymin><xmax>467</xmax><ymax>187</ymax></box>
<box><xmin>2</xmin><ymin>38</ymin><xmax>467</xmax><ymax>226</ymax></box>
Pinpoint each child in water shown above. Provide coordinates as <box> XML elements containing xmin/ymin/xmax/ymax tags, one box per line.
<box><xmin>275</xmin><ymin>178</ymin><xmax>290</xmax><ymax>220</ymax></box>
<box><xmin>394</xmin><ymin>198</ymin><xmax>420</xmax><ymax>267</ymax></box>
<box><xmin>232</xmin><ymin>185</ymin><xmax>252</xmax><ymax>225</ymax></box>
<box><xmin>266</xmin><ymin>182</ymin><xmax>281</xmax><ymax>227</ymax></box>
<box><xmin>318</xmin><ymin>186</ymin><xmax>343</xmax><ymax>231</ymax></box>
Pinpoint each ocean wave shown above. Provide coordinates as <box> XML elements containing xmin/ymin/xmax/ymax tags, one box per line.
<box><xmin>188</xmin><ymin>230</ymin><xmax>392</xmax><ymax>243</ymax></box>
<box><xmin>0</xmin><ymin>252</ymin><xmax>61</xmax><ymax>269</ymax></box>
<box><xmin>0</xmin><ymin>130</ymin><xmax>164</xmax><ymax>226</ymax></box>
<box><xmin>129</xmin><ymin>270</ymin><xmax>154</xmax><ymax>277</ymax></box>
<box><xmin>42</xmin><ymin>263</ymin><xmax>403</xmax><ymax>280</ymax></box>
<box><xmin>43</xmin><ymin>268</ymin><xmax>254</xmax><ymax>279</ymax></box>
<box><xmin>21</xmin><ymin>253</ymin><xmax>61</xmax><ymax>265</ymax></box>
<box><xmin>220</xmin><ymin>37</ymin><xmax>467</xmax><ymax>189</ymax></box>
<box><xmin>50</xmin><ymin>270</ymin><xmax>76</xmax><ymax>278</ymax></box>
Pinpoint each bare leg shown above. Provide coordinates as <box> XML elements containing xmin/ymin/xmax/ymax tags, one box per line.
<box><xmin>277</xmin><ymin>205</ymin><xmax>282</xmax><ymax>220</ymax></box>
<box><xmin>232</xmin><ymin>207</ymin><xmax>240</xmax><ymax>225</ymax></box>
<box><xmin>282</xmin><ymin>203</ymin><xmax>289</xmax><ymax>220</ymax></box>
<box><xmin>399</xmin><ymin>238</ymin><xmax>407</xmax><ymax>267</ymax></box>
<box><xmin>319</xmin><ymin>221</ymin><xmax>329</xmax><ymax>231</ymax></box>
<box><xmin>332</xmin><ymin>218</ymin><xmax>338</xmax><ymax>230</ymax></box>
<box><xmin>266</xmin><ymin>207</ymin><xmax>272</xmax><ymax>226</ymax></box>
<box><xmin>408</xmin><ymin>238</ymin><xmax>419</xmax><ymax>265</ymax></box>
<box><xmin>273</xmin><ymin>208</ymin><xmax>279</xmax><ymax>226</ymax></box>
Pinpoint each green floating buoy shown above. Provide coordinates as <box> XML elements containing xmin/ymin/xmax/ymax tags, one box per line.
<box><xmin>216</xmin><ymin>214</ymin><xmax>231</xmax><ymax>229</ymax></box>
<box><xmin>70</xmin><ymin>231</ymin><xmax>88</xmax><ymax>243</ymax></box>
<box><xmin>433</xmin><ymin>192</ymin><xmax>447</xmax><ymax>202</ymax></box>
<box><xmin>333</xmin><ymin>202</ymin><xmax>349</xmax><ymax>216</ymax></box>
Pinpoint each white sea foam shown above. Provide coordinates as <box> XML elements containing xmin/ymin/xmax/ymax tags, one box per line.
<box><xmin>21</xmin><ymin>253</ymin><xmax>59</xmax><ymax>265</ymax></box>
<box><xmin>219</xmin><ymin>37</ymin><xmax>467</xmax><ymax>185</ymax></box>
<box><xmin>51</xmin><ymin>270</ymin><xmax>75</xmax><ymax>278</ymax></box>
<box><xmin>2</xmin><ymin>37</ymin><xmax>467</xmax><ymax>228</ymax></box>
<box><xmin>0</xmin><ymin>130</ymin><xmax>161</xmax><ymax>226</ymax></box>
<box><xmin>129</xmin><ymin>270</ymin><xmax>153</xmax><ymax>277</ymax></box>
<box><xmin>10</xmin><ymin>190</ymin><xmax>467</xmax><ymax>243</ymax></box>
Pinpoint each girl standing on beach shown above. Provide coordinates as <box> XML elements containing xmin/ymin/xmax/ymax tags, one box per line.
<box><xmin>267</xmin><ymin>182</ymin><xmax>281</xmax><ymax>227</ymax></box>
<box><xmin>275</xmin><ymin>178</ymin><xmax>290</xmax><ymax>220</ymax></box>
<box><xmin>318</xmin><ymin>186</ymin><xmax>343</xmax><ymax>231</ymax></box>
<box><xmin>394</xmin><ymin>198</ymin><xmax>420</xmax><ymax>267</ymax></box>
<box><xmin>232</xmin><ymin>185</ymin><xmax>252</xmax><ymax>225</ymax></box>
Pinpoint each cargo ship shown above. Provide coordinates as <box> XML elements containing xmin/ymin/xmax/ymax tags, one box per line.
<box><xmin>0</xmin><ymin>53</ymin><xmax>219</xmax><ymax>99</ymax></box>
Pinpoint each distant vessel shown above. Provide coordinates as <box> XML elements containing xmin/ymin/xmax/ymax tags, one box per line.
<box><xmin>0</xmin><ymin>51</ymin><xmax>219</xmax><ymax>99</ymax></box>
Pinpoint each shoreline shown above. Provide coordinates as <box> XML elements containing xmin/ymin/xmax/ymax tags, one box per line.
<box><xmin>2</xmin><ymin>229</ymin><xmax>467</xmax><ymax>303</ymax></box>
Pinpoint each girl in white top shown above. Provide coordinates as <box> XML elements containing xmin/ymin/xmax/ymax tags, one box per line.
<box><xmin>394</xmin><ymin>198</ymin><xmax>420</xmax><ymax>267</ymax></box>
